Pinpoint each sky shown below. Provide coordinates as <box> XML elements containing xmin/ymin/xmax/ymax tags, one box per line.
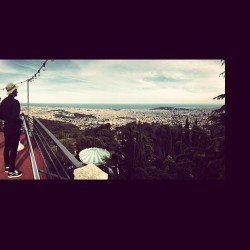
<box><xmin>0</xmin><ymin>60</ymin><xmax>225</xmax><ymax>105</ymax></box>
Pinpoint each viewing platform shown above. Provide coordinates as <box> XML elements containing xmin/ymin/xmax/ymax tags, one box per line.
<box><xmin>0</xmin><ymin>132</ymin><xmax>47</xmax><ymax>180</ymax></box>
<box><xmin>0</xmin><ymin>117</ymin><xmax>84</xmax><ymax>180</ymax></box>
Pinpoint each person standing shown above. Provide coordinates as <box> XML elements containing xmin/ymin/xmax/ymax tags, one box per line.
<box><xmin>0</xmin><ymin>83</ymin><xmax>23</xmax><ymax>178</ymax></box>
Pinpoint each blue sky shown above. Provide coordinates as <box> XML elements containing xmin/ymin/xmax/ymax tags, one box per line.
<box><xmin>0</xmin><ymin>60</ymin><xmax>225</xmax><ymax>104</ymax></box>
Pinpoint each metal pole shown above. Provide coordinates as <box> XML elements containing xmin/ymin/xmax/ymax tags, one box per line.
<box><xmin>27</xmin><ymin>80</ymin><xmax>29</xmax><ymax>119</ymax></box>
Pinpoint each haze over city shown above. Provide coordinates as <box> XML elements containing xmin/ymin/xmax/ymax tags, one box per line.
<box><xmin>0</xmin><ymin>60</ymin><xmax>225</xmax><ymax>105</ymax></box>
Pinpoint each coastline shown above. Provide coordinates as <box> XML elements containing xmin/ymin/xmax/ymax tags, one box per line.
<box><xmin>20</xmin><ymin>103</ymin><xmax>221</xmax><ymax>110</ymax></box>
<box><xmin>21</xmin><ymin>104</ymin><xmax>218</xmax><ymax>130</ymax></box>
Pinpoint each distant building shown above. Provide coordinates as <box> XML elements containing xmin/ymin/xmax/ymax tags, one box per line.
<box><xmin>110</xmin><ymin>124</ymin><xmax>117</xmax><ymax>131</ymax></box>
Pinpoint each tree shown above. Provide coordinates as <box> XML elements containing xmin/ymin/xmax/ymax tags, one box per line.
<box><xmin>174</xmin><ymin>140</ymin><xmax>187</xmax><ymax>156</ymax></box>
<box><xmin>183</xmin><ymin>117</ymin><xmax>191</xmax><ymax>146</ymax></box>
<box><xmin>185</xmin><ymin>117</ymin><xmax>189</xmax><ymax>129</ymax></box>
<box><xmin>164</xmin><ymin>125</ymin><xmax>173</xmax><ymax>156</ymax></box>
<box><xmin>209</xmin><ymin>59</ymin><xmax>225</xmax><ymax>132</ymax></box>
<box><xmin>206</xmin><ymin>59</ymin><xmax>225</xmax><ymax>179</ymax></box>
<box><xmin>119</xmin><ymin>124</ymin><xmax>137</xmax><ymax>179</ymax></box>
<box><xmin>177</xmin><ymin>123</ymin><xmax>183</xmax><ymax>141</ymax></box>
<box><xmin>191</xmin><ymin>124</ymin><xmax>201</xmax><ymax>147</ymax></box>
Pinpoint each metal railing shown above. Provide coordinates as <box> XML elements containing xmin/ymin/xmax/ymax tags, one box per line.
<box><xmin>28</xmin><ymin>117</ymin><xmax>83</xmax><ymax>180</ymax></box>
<box><xmin>22</xmin><ymin>116</ymin><xmax>40</xmax><ymax>180</ymax></box>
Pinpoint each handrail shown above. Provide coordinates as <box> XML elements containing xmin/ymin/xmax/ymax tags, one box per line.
<box><xmin>22</xmin><ymin>116</ymin><xmax>40</xmax><ymax>180</ymax></box>
<box><xmin>32</xmin><ymin>120</ymin><xmax>71</xmax><ymax>179</ymax></box>
<box><xmin>33</xmin><ymin>118</ymin><xmax>83</xmax><ymax>169</ymax></box>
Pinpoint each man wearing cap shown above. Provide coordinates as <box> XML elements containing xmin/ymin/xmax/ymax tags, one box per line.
<box><xmin>0</xmin><ymin>83</ymin><xmax>23</xmax><ymax>178</ymax></box>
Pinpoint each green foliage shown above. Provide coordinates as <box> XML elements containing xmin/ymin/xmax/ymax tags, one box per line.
<box><xmin>191</xmin><ymin>125</ymin><xmax>201</xmax><ymax>147</ymax></box>
<box><xmin>174</xmin><ymin>141</ymin><xmax>187</xmax><ymax>156</ymax></box>
<box><xmin>39</xmin><ymin>118</ymin><xmax>79</xmax><ymax>135</ymax></box>
<box><xmin>135</xmin><ymin>167</ymin><xmax>150</xmax><ymax>179</ymax></box>
<box><xmin>209</xmin><ymin>60</ymin><xmax>225</xmax><ymax>131</ymax></box>
<box><xmin>206</xmin><ymin>158</ymin><xmax>225</xmax><ymax>180</ymax></box>
<box><xmin>185</xmin><ymin>117</ymin><xmax>189</xmax><ymax>129</ymax></box>
<box><xmin>60</xmin><ymin>138</ymin><xmax>76</xmax><ymax>154</ymax></box>
<box><xmin>39</xmin><ymin>98</ymin><xmax>225</xmax><ymax>180</ymax></box>
<box><xmin>145</xmin><ymin>167</ymin><xmax>170</xmax><ymax>180</ymax></box>
<box><xmin>164</xmin><ymin>155</ymin><xmax>176</xmax><ymax>170</ymax></box>
<box><xmin>213</xmin><ymin>94</ymin><xmax>225</xmax><ymax>100</ymax></box>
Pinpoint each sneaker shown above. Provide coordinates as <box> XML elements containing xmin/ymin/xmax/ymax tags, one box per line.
<box><xmin>8</xmin><ymin>170</ymin><xmax>23</xmax><ymax>178</ymax></box>
<box><xmin>5</xmin><ymin>166</ymin><xmax>9</xmax><ymax>173</ymax></box>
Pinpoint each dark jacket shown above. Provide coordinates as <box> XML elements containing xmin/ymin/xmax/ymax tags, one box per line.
<box><xmin>0</xmin><ymin>95</ymin><xmax>22</xmax><ymax>131</ymax></box>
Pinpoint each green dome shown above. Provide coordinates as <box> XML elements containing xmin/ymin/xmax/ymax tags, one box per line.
<box><xmin>79</xmin><ymin>147</ymin><xmax>110</xmax><ymax>166</ymax></box>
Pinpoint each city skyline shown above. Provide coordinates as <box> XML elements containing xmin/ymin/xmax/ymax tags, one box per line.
<box><xmin>0</xmin><ymin>60</ymin><xmax>225</xmax><ymax>105</ymax></box>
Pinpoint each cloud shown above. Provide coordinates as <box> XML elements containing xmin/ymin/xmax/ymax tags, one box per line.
<box><xmin>0</xmin><ymin>59</ymin><xmax>225</xmax><ymax>104</ymax></box>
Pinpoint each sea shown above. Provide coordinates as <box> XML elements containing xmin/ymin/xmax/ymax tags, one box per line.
<box><xmin>21</xmin><ymin>103</ymin><xmax>221</xmax><ymax>110</ymax></box>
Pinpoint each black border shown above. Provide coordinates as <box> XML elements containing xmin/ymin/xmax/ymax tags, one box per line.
<box><xmin>1</xmin><ymin>8</ymin><xmax>241</xmax><ymax>242</ymax></box>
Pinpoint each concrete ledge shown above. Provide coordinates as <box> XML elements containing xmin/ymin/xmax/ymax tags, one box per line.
<box><xmin>74</xmin><ymin>163</ymin><xmax>108</xmax><ymax>180</ymax></box>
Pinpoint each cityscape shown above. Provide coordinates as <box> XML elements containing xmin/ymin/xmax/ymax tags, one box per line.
<box><xmin>22</xmin><ymin>105</ymin><xmax>215</xmax><ymax>130</ymax></box>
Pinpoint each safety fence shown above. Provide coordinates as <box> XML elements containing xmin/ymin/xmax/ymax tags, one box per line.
<box><xmin>25</xmin><ymin>116</ymin><xmax>83</xmax><ymax>180</ymax></box>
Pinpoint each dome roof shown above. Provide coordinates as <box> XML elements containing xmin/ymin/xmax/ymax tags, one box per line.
<box><xmin>79</xmin><ymin>147</ymin><xmax>110</xmax><ymax>166</ymax></box>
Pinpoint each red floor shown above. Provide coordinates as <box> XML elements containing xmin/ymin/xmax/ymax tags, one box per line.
<box><xmin>0</xmin><ymin>131</ymin><xmax>47</xmax><ymax>180</ymax></box>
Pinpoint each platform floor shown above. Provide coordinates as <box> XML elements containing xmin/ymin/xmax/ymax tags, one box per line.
<box><xmin>0</xmin><ymin>132</ymin><xmax>47</xmax><ymax>180</ymax></box>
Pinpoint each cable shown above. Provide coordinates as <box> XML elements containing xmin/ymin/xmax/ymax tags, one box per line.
<box><xmin>1</xmin><ymin>60</ymin><xmax>52</xmax><ymax>91</ymax></box>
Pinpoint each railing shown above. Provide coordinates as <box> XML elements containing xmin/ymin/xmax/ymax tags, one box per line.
<box><xmin>22</xmin><ymin>116</ymin><xmax>40</xmax><ymax>180</ymax></box>
<box><xmin>27</xmin><ymin>117</ymin><xmax>83</xmax><ymax>180</ymax></box>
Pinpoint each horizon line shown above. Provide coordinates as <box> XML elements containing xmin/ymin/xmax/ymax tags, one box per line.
<box><xmin>20</xmin><ymin>102</ymin><xmax>222</xmax><ymax>105</ymax></box>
